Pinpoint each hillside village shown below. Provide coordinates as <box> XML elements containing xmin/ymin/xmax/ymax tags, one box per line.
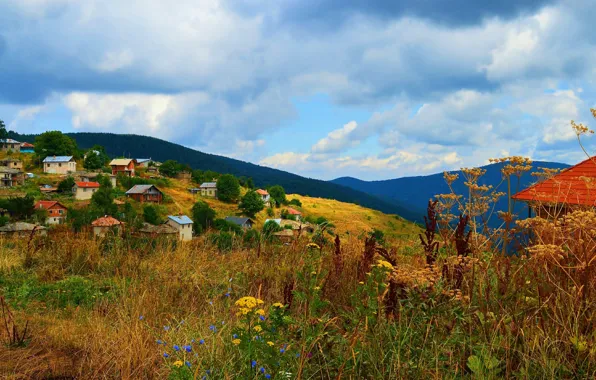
<box><xmin>0</xmin><ymin>131</ymin><xmax>418</xmax><ymax>246</ymax></box>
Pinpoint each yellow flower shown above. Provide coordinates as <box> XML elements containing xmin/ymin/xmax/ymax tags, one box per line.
<box><xmin>314</xmin><ymin>286</ymin><xmax>320</xmax><ymax>291</ymax></box>
<box><xmin>358</xmin><ymin>281</ymin><xmax>364</xmax><ymax>285</ymax></box>
<box><xmin>257</xmin><ymin>299</ymin><xmax>264</xmax><ymax>305</ymax></box>
<box><xmin>232</xmin><ymin>339</ymin><xmax>241</xmax><ymax>346</ymax></box>
<box><xmin>267</xmin><ymin>341</ymin><xmax>274</xmax><ymax>347</ymax></box>
<box><xmin>272</xmin><ymin>302</ymin><xmax>284</xmax><ymax>308</ymax></box>
<box><xmin>311</xmin><ymin>271</ymin><xmax>317</xmax><ymax>275</ymax></box>
<box><xmin>376</xmin><ymin>260</ymin><xmax>394</xmax><ymax>271</ymax></box>
<box><xmin>256</xmin><ymin>309</ymin><xmax>265</xmax><ymax>316</ymax></box>
<box><xmin>254</xmin><ymin>325</ymin><xmax>262</xmax><ymax>332</ymax></box>
<box><xmin>307</xmin><ymin>243</ymin><xmax>320</xmax><ymax>249</ymax></box>
<box><xmin>173</xmin><ymin>360</ymin><xmax>183</xmax><ymax>368</ymax></box>
<box><xmin>235</xmin><ymin>296</ymin><xmax>259</xmax><ymax>309</ymax></box>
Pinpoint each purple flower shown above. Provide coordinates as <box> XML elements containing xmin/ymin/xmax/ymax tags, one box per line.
<box><xmin>184</xmin><ymin>345</ymin><xmax>192</xmax><ymax>352</ymax></box>
<box><xmin>259</xmin><ymin>315</ymin><xmax>266</xmax><ymax>321</ymax></box>
<box><xmin>209</xmin><ymin>325</ymin><xmax>217</xmax><ymax>332</ymax></box>
<box><xmin>164</xmin><ymin>326</ymin><xmax>170</xmax><ymax>331</ymax></box>
<box><xmin>139</xmin><ymin>315</ymin><xmax>144</xmax><ymax>320</ymax></box>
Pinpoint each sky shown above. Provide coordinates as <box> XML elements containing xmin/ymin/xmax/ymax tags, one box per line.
<box><xmin>1</xmin><ymin>0</ymin><xmax>596</xmax><ymax>180</ymax></box>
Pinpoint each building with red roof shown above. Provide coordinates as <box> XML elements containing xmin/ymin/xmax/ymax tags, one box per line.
<box><xmin>34</xmin><ymin>200</ymin><xmax>68</xmax><ymax>225</ymax></box>
<box><xmin>286</xmin><ymin>207</ymin><xmax>302</xmax><ymax>221</ymax></box>
<box><xmin>256</xmin><ymin>189</ymin><xmax>270</xmax><ymax>205</ymax></box>
<box><xmin>91</xmin><ymin>216</ymin><xmax>122</xmax><ymax>237</ymax></box>
<box><xmin>512</xmin><ymin>156</ymin><xmax>596</xmax><ymax>217</ymax></box>
<box><xmin>73</xmin><ymin>181</ymin><xmax>100</xmax><ymax>200</ymax></box>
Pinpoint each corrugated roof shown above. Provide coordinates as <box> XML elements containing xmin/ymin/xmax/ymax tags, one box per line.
<box><xmin>21</xmin><ymin>142</ymin><xmax>34</xmax><ymax>148</ymax></box>
<box><xmin>225</xmin><ymin>216</ymin><xmax>253</xmax><ymax>226</ymax></box>
<box><xmin>512</xmin><ymin>156</ymin><xmax>596</xmax><ymax>206</ymax></box>
<box><xmin>168</xmin><ymin>215</ymin><xmax>193</xmax><ymax>225</ymax></box>
<box><xmin>109</xmin><ymin>158</ymin><xmax>135</xmax><ymax>166</ymax></box>
<box><xmin>35</xmin><ymin>200</ymin><xmax>67</xmax><ymax>210</ymax></box>
<box><xmin>200</xmin><ymin>182</ymin><xmax>217</xmax><ymax>188</ymax></box>
<box><xmin>43</xmin><ymin>156</ymin><xmax>73</xmax><ymax>163</ymax></box>
<box><xmin>136</xmin><ymin>158</ymin><xmax>151</xmax><ymax>163</ymax></box>
<box><xmin>0</xmin><ymin>139</ymin><xmax>21</xmax><ymax>144</ymax></box>
<box><xmin>0</xmin><ymin>222</ymin><xmax>46</xmax><ymax>232</ymax></box>
<box><xmin>75</xmin><ymin>181</ymin><xmax>100</xmax><ymax>188</ymax></box>
<box><xmin>125</xmin><ymin>184</ymin><xmax>160</xmax><ymax>194</ymax></box>
<box><xmin>92</xmin><ymin>216</ymin><xmax>122</xmax><ymax>227</ymax></box>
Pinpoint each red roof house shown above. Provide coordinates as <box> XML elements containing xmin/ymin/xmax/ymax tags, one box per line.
<box><xmin>73</xmin><ymin>181</ymin><xmax>100</xmax><ymax>200</ymax></box>
<box><xmin>512</xmin><ymin>157</ymin><xmax>596</xmax><ymax>216</ymax></box>
<box><xmin>91</xmin><ymin>216</ymin><xmax>123</xmax><ymax>237</ymax></box>
<box><xmin>34</xmin><ymin>200</ymin><xmax>67</xmax><ymax>225</ymax></box>
<box><xmin>286</xmin><ymin>207</ymin><xmax>302</xmax><ymax>220</ymax></box>
<box><xmin>256</xmin><ymin>189</ymin><xmax>270</xmax><ymax>204</ymax></box>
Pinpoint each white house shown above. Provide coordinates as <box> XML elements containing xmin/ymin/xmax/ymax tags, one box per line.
<box><xmin>73</xmin><ymin>181</ymin><xmax>100</xmax><ymax>200</ymax></box>
<box><xmin>200</xmin><ymin>182</ymin><xmax>218</xmax><ymax>198</ymax></box>
<box><xmin>166</xmin><ymin>215</ymin><xmax>194</xmax><ymax>241</ymax></box>
<box><xmin>43</xmin><ymin>156</ymin><xmax>76</xmax><ymax>174</ymax></box>
<box><xmin>256</xmin><ymin>189</ymin><xmax>271</xmax><ymax>205</ymax></box>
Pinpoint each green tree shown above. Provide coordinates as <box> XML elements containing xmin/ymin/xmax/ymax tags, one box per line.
<box><xmin>216</xmin><ymin>174</ymin><xmax>240</xmax><ymax>203</ymax></box>
<box><xmin>191</xmin><ymin>200</ymin><xmax>216</xmax><ymax>234</ymax></box>
<box><xmin>0</xmin><ymin>119</ymin><xmax>8</xmax><ymax>142</ymax></box>
<box><xmin>83</xmin><ymin>146</ymin><xmax>109</xmax><ymax>170</ymax></box>
<box><xmin>34</xmin><ymin>131</ymin><xmax>78</xmax><ymax>160</ymax></box>
<box><xmin>122</xmin><ymin>202</ymin><xmax>142</xmax><ymax>230</ymax></box>
<box><xmin>268</xmin><ymin>185</ymin><xmax>287</xmax><ymax>207</ymax></box>
<box><xmin>0</xmin><ymin>195</ymin><xmax>35</xmax><ymax>220</ymax></box>
<box><xmin>288</xmin><ymin>198</ymin><xmax>302</xmax><ymax>207</ymax></box>
<box><xmin>91</xmin><ymin>186</ymin><xmax>117</xmax><ymax>216</ymax></box>
<box><xmin>262</xmin><ymin>220</ymin><xmax>283</xmax><ymax>236</ymax></box>
<box><xmin>143</xmin><ymin>204</ymin><xmax>161</xmax><ymax>225</ymax></box>
<box><xmin>246</xmin><ymin>177</ymin><xmax>255</xmax><ymax>189</ymax></box>
<box><xmin>58</xmin><ymin>176</ymin><xmax>75</xmax><ymax>193</ymax></box>
<box><xmin>159</xmin><ymin>160</ymin><xmax>183</xmax><ymax>178</ymax></box>
<box><xmin>238</xmin><ymin>190</ymin><xmax>265</xmax><ymax>218</ymax></box>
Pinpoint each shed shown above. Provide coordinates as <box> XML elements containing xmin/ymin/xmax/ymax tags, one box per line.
<box><xmin>125</xmin><ymin>184</ymin><xmax>163</xmax><ymax>203</ymax></box>
<box><xmin>200</xmin><ymin>182</ymin><xmax>218</xmax><ymax>198</ymax></box>
<box><xmin>91</xmin><ymin>216</ymin><xmax>122</xmax><ymax>237</ymax></box>
<box><xmin>225</xmin><ymin>216</ymin><xmax>254</xmax><ymax>230</ymax></box>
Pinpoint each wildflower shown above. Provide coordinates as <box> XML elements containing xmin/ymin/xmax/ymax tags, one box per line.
<box><xmin>185</xmin><ymin>361</ymin><xmax>191</xmax><ymax>368</ymax></box>
<box><xmin>259</xmin><ymin>315</ymin><xmax>266</xmax><ymax>321</ymax></box>
<box><xmin>225</xmin><ymin>292</ymin><xmax>230</xmax><ymax>297</ymax></box>
<box><xmin>267</xmin><ymin>341</ymin><xmax>274</xmax><ymax>347</ymax></box>
<box><xmin>256</xmin><ymin>309</ymin><xmax>265</xmax><ymax>316</ymax></box>
<box><xmin>209</xmin><ymin>301</ymin><xmax>213</xmax><ymax>305</ymax></box>
<box><xmin>260</xmin><ymin>367</ymin><xmax>266</xmax><ymax>373</ymax></box>
<box><xmin>156</xmin><ymin>339</ymin><xmax>164</xmax><ymax>345</ymax></box>
<box><xmin>311</xmin><ymin>271</ymin><xmax>316</xmax><ymax>275</ymax></box>
<box><xmin>295</xmin><ymin>353</ymin><xmax>300</xmax><ymax>358</ymax></box>
<box><xmin>376</xmin><ymin>260</ymin><xmax>394</xmax><ymax>271</ymax></box>
<box><xmin>164</xmin><ymin>326</ymin><xmax>170</xmax><ymax>331</ymax></box>
<box><xmin>280</xmin><ymin>348</ymin><xmax>285</xmax><ymax>354</ymax></box>
<box><xmin>358</xmin><ymin>281</ymin><xmax>364</xmax><ymax>285</ymax></box>
<box><xmin>139</xmin><ymin>315</ymin><xmax>144</xmax><ymax>320</ymax></box>
<box><xmin>199</xmin><ymin>339</ymin><xmax>205</xmax><ymax>345</ymax></box>
<box><xmin>254</xmin><ymin>325</ymin><xmax>262</xmax><ymax>333</ymax></box>
<box><xmin>209</xmin><ymin>325</ymin><xmax>217</xmax><ymax>332</ymax></box>
<box><xmin>173</xmin><ymin>345</ymin><xmax>180</xmax><ymax>351</ymax></box>
<box><xmin>265</xmin><ymin>375</ymin><xmax>271</xmax><ymax>379</ymax></box>
<box><xmin>206</xmin><ymin>370</ymin><xmax>212</xmax><ymax>375</ymax></box>
<box><xmin>314</xmin><ymin>286</ymin><xmax>320</xmax><ymax>291</ymax></box>
<box><xmin>272</xmin><ymin>302</ymin><xmax>284</xmax><ymax>308</ymax></box>
<box><xmin>233</xmin><ymin>339</ymin><xmax>241</xmax><ymax>345</ymax></box>
<box><xmin>184</xmin><ymin>345</ymin><xmax>192</xmax><ymax>353</ymax></box>
<box><xmin>163</xmin><ymin>353</ymin><xmax>170</xmax><ymax>358</ymax></box>
<box><xmin>251</xmin><ymin>360</ymin><xmax>257</xmax><ymax>368</ymax></box>
<box><xmin>235</xmin><ymin>296</ymin><xmax>261</xmax><ymax>309</ymax></box>
<box><xmin>173</xmin><ymin>360</ymin><xmax>183</xmax><ymax>368</ymax></box>
<box><xmin>307</xmin><ymin>243</ymin><xmax>320</xmax><ymax>249</ymax></box>
<box><xmin>233</xmin><ymin>334</ymin><xmax>238</xmax><ymax>339</ymax></box>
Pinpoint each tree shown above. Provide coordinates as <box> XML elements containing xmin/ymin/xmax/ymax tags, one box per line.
<box><xmin>34</xmin><ymin>131</ymin><xmax>78</xmax><ymax>160</ymax></box>
<box><xmin>262</xmin><ymin>220</ymin><xmax>283</xmax><ymax>236</ymax></box>
<box><xmin>58</xmin><ymin>176</ymin><xmax>75</xmax><ymax>193</ymax></box>
<box><xmin>84</xmin><ymin>145</ymin><xmax>109</xmax><ymax>170</ymax></box>
<box><xmin>0</xmin><ymin>195</ymin><xmax>34</xmax><ymax>220</ymax></box>
<box><xmin>143</xmin><ymin>204</ymin><xmax>161</xmax><ymax>225</ymax></box>
<box><xmin>246</xmin><ymin>177</ymin><xmax>255</xmax><ymax>189</ymax></box>
<box><xmin>268</xmin><ymin>185</ymin><xmax>287</xmax><ymax>207</ymax></box>
<box><xmin>0</xmin><ymin>119</ymin><xmax>7</xmax><ymax>142</ymax></box>
<box><xmin>288</xmin><ymin>198</ymin><xmax>302</xmax><ymax>207</ymax></box>
<box><xmin>191</xmin><ymin>200</ymin><xmax>216</xmax><ymax>234</ymax></box>
<box><xmin>91</xmin><ymin>186</ymin><xmax>117</xmax><ymax>216</ymax></box>
<box><xmin>216</xmin><ymin>174</ymin><xmax>240</xmax><ymax>203</ymax></box>
<box><xmin>238</xmin><ymin>190</ymin><xmax>265</xmax><ymax>218</ymax></box>
<box><xmin>159</xmin><ymin>160</ymin><xmax>183</xmax><ymax>178</ymax></box>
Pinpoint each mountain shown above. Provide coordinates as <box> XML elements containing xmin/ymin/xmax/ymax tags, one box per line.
<box><xmin>332</xmin><ymin>160</ymin><xmax>571</xmax><ymax>227</ymax></box>
<box><xmin>11</xmin><ymin>132</ymin><xmax>421</xmax><ymax>221</ymax></box>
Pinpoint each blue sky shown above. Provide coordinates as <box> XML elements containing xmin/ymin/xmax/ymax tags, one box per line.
<box><xmin>1</xmin><ymin>0</ymin><xmax>595</xmax><ymax>180</ymax></box>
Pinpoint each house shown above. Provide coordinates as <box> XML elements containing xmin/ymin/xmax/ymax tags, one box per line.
<box><xmin>125</xmin><ymin>184</ymin><xmax>163</xmax><ymax>203</ymax></box>
<box><xmin>73</xmin><ymin>181</ymin><xmax>100</xmax><ymax>200</ymax></box>
<box><xmin>0</xmin><ymin>138</ymin><xmax>21</xmax><ymax>153</ymax></box>
<box><xmin>176</xmin><ymin>171</ymin><xmax>192</xmax><ymax>180</ymax></box>
<box><xmin>286</xmin><ymin>207</ymin><xmax>302</xmax><ymax>221</ymax></box>
<box><xmin>77</xmin><ymin>172</ymin><xmax>117</xmax><ymax>188</ymax></box>
<box><xmin>0</xmin><ymin>222</ymin><xmax>46</xmax><ymax>237</ymax></box>
<box><xmin>166</xmin><ymin>215</ymin><xmax>194</xmax><ymax>241</ymax></box>
<box><xmin>21</xmin><ymin>142</ymin><xmax>35</xmax><ymax>153</ymax></box>
<box><xmin>512</xmin><ymin>156</ymin><xmax>596</xmax><ymax>218</ymax></box>
<box><xmin>188</xmin><ymin>188</ymin><xmax>201</xmax><ymax>194</ymax></box>
<box><xmin>0</xmin><ymin>167</ymin><xmax>24</xmax><ymax>187</ymax></box>
<box><xmin>256</xmin><ymin>189</ymin><xmax>270</xmax><ymax>205</ymax></box>
<box><xmin>136</xmin><ymin>159</ymin><xmax>152</xmax><ymax>168</ymax></box>
<box><xmin>43</xmin><ymin>156</ymin><xmax>76</xmax><ymax>174</ymax></box>
<box><xmin>225</xmin><ymin>216</ymin><xmax>254</xmax><ymax>230</ymax></box>
<box><xmin>138</xmin><ymin>223</ymin><xmax>178</xmax><ymax>239</ymax></box>
<box><xmin>110</xmin><ymin>158</ymin><xmax>136</xmax><ymax>177</ymax></box>
<box><xmin>91</xmin><ymin>216</ymin><xmax>122</xmax><ymax>237</ymax></box>
<box><xmin>200</xmin><ymin>182</ymin><xmax>217</xmax><ymax>198</ymax></box>
<box><xmin>0</xmin><ymin>159</ymin><xmax>23</xmax><ymax>171</ymax></box>
<box><xmin>34</xmin><ymin>200</ymin><xmax>68</xmax><ymax>225</ymax></box>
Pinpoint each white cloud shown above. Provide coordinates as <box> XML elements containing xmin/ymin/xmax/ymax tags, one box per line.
<box><xmin>311</xmin><ymin>121</ymin><xmax>358</xmax><ymax>153</ymax></box>
<box><xmin>94</xmin><ymin>50</ymin><xmax>134</xmax><ymax>72</ymax></box>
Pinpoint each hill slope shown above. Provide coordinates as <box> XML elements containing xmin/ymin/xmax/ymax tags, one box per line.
<box><xmin>332</xmin><ymin>160</ymin><xmax>571</xmax><ymax>227</ymax></box>
<box><xmin>11</xmin><ymin>132</ymin><xmax>420</xmax><ymax>220</ymax></box>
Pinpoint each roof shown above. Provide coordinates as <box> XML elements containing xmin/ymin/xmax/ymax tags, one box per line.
<box><xmin>21</xmin><ymin>142</ymin><xmax>34</xmax><ymax>148</ymax></box>
<box><xmin>0</xmin><ymin>167</ymin><xmax>20</xmax><ymax>174</ymax></box>
<box><xmin>43</xmin><ymin>156</ymin><xmax>73</xmax><ymax>163</ymax></box>
<box><xmin>109</xmin><ymin>158</ymin><xmax>135</xmax><ymax>166</ymax></box>
<box><xmin>225</xmin><ymin>216</ymin><xmax>254</xmax><ymax>226</ymax></box>
<box><xmin>512</xmin><ymin>157</ymin><xmax>596</xmax><ymax>207</ymax></box>
<box><xmin>256</xmin><ymin>189</ymin><xmax>269</xmax><ymax>196</ymax></box>
<box><xmin>91</xmin><ymin>216</ymin><xmax>122</xmax><ymax>227</ymax></box>
<box><xmin>75</xmin><ymin>181</ymin><xmax>100</xmax><ymax>188</ymax></box>
<box><xmin>0</xmin><ymin>138</ymin><xmax>20</xmax><ymax>144</ymax></box>
<box><xmin>0</xmin><ymin>222</ymin><xmax>46</xmax><ymax>232</ymax></box>
<box><xmin>35</xmin><ymin>200</ymin><xmax>67</xmax><ymax>210</ymax></box>
<box><xmin>125</xmin><ymin>184</ymin><xmax>161</xmax><ymax>194</ymax></box>
<box><xmin>200</xmin><ymin>182</ymin><xmax>217</xmax><ymax>188</ymax></box>
<box><xmin>136</xmin><ymin>158</ymin><xmax>151</xmax><ymax>164</ymax></box>
<box><xmin>287</xmin><ymin>207</ymin><xmax>302</xmax><ymax>215</ymax></box>
<box><xmin>168</xmin><ymin>215</ymin><xmax>193</xmax><ymax>225</ymax></box>
<box><xmin>265</xmin><ymin>219</ymin><xmax>282</xmax><ymax>225</ymax></box>
<box><xmin>139</xmin><ymin>223</ymin><xmax>177</xmax><ymax>234</ymax></box>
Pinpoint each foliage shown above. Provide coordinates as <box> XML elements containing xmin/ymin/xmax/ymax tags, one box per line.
<box><xmin>216</xmin><ymin>174</ymin><xmax>241</xmax><ymax>203</ymax></box>
<box><xmin>83</xmin><ymin>145</ymin><xmax>110</xmax><ymax>170</ymax></box>
<box><xmin>0</xmin><ymin>119</ymin><xmax>7</xmax><ymax>141</ymax></box>
<box><xmin>0</xmin><ymin>195</ymin><xmax>35</xmax><ymax>220</ymax></box>
<box><xmin>191</xmin><ymin>201</ymin><xmax>216</xmax><ymax>234</ymax></box>
<box><xmin>369</xmin><ymin>228</ymin><xmax>385</xmax><ymax>245</ymax></box>
<box><xmin>57</xmin><ymin>176</ymin><xmax>75</xmax><ymax>193</ymax></box>
<box><xmin>121</xmin><ymin>202</ymin><xmax>143</xmax><ymax>230</ymax></box>
<box><xmin>143</xmin><ymin>204</ymin><xmax>162</xmax><ymax>225</ymax></box>
<box><xmin>280</xmin><ymin>209</ymin><xmax>296</xmax><ymax>220</ymax></box>
<box><xmin>117</xmin><ymin>174</ymin><xmax>170</xmax><ymax>190</ymax></box>
<box><xmin>268</xmin><ymin>185</ymin><xmax>286</xmax><ymax>207</ymax></box>
<box><xmin>159</xmin><ymin>160</ymin><xmax>190</xmax><ymax>178</ymax></box>
<box><xmin>192</xmin><ymin>169</ymin><xmax>220</xmax><ymax>185</ymax></box>
<box><xmin>262</xmin><ymin>220</ymin><xmax>282</xmax><ymax>236</ymax></box>
<box><xmin>34</xmin><ymin>131</ymin><xmax>78</xmax><ymax>160</ymax></box>
<box><xmin>243</xmin><ymin>229</ymin><xmax>261</xmax><ymax>248</ymax></box>
<box><xmin>213</xmin><ymin>218</ymin><xmax>243</xmax><ymax>234</ymax></box>
<box><xmin>238</xmin><ymin>190</ymin><xmax>265</xmax><ymax>218</ymax></box>
<box><xmin>91</xmin><ymin>186</ymin><xmax>117</xmax><ymax>216</ymax></box>
<box><xmin>288</xmin><ymin>198</ymin><xmax>302</xmax><ymax>207</ymax></box>
<box><xmin>67</xmin><ymin>207</ymin><xmax>101</xmax><ymax>232</ymax></box>
<box><xmin>266</xmin><ymin>207</ymin><xmax>274</xmax><ymax>217</ymax></box>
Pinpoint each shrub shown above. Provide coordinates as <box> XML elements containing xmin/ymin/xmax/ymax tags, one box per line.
<box><xmin>238</xmin><ymin>190</ymin><xmax>265</xmax><ymax>218</ymax></box>
<box><xmin>216</xmin><ymin>231</ymin><xmax>234</xmax><ymax>252</ymax></box>
<box><xmin>243</xmin><ymin>229</ymin><xmax>261</xmax><ymax>248</ymax></box>
<box><xmin>288</xmin><ymin>198</ymin><xmax>302</xmax><ymax>207</ymax></box>
<box><xmin>143</xmin><ymin>204</ymin><xmax>161</xmax><ymax>225</ymax></box>
<box><xmin>57</xmin><ymin>176</ymin><xmax>75</xmax><ymax>193</ymax></box>
<box><xmin>266</xmin><ymin>207</ymin><xmax>274</xmax><ymax>217</ymax></box>
<box><xmin>213</xmin><ymin>218</ymin><xmax>243</xmax><ymax>234</ymax></box>
<box><xmin>192</xmin><ymin>200</ymin><xmax>216</xmax><ymax>233</ymax></box>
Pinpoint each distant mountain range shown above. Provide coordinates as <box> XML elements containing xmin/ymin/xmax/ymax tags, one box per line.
<box><xmin>11</xmin><ymin>132</ymin><xmax>420</xmax><ymax>220</ymax></box>
<box><xmin>332</xmin><ymin>160</ymin><xmax>571</xmax><ymax>226</ymax></box>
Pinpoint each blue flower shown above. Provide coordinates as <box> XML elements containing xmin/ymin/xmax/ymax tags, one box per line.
<box><xmin>265</xmin><ymin>375</ymin><xmax>271</xmax><ymax>379</ymax></box>
<box><xmin>202</xmin><ymin>377</ymin><xmax>206</xmax><ymax>380</ymax></box>
<box><xmin>184</xmin><ymin>345</ymin><xmax>192</xmax><ymax>352</ymax></box>
<box><xmin>251</xmin><ymin>360</ymin><xmax>257</xmax><ymax>368</ymax></box>
<box><xmin>295</xmin><ymin>353</ymin><xmax>300</xmax><ymax>358</ymax></box>
<box><xmin>163</xmin><ymin>353</ymin><xmax>169</xmax><ymax>358</ymax></box>
<box><xmin>206</xmin><ymin>370</ymin><xmax>211</xmax><ymax>375</ymax></box>
<box><xmin>164</xmin><ymin>326</ymin><xmax>170</xmax><ymax>331</ymax></box>
<box><xmin>225</xmin><ymin>292</ymin><xmax>230</xmax><ymax>297</ymax></box>
<box><xmin>139</xmin><ymin>315</ymin><xmax>144</xmax><ymax>320</ymax></box>
<box><xmin>280</xmin><ymin>348</ymin><xmax>285</xmax><ymax>353</ymax></box>
<box><xmin>209</xmin><ymin>301</ymin><xmax>213</xmax><ymax>305</ymax></box>
<box><xmin>191</xmin><ymin>339</ymin><xmax>196</xmax><ymax>343</ymax></box>
<box><xmin>199</xmin><ymin>339</ymin><xmax>205</xmax><ymax>345</ymax></box>
<box><xmin>259</xmin><ymin>367</ymin><xmax>265</xmax><ymax>373</ymax></box>
<box><xmin>180</xmin><ymin>320</ymin><xmax>185</xmax><ymax>324</ymax></box>
<box><xmin>259</xmin><ymin>315</ymin><xmax>266</xmax><ymax>321</ymax></box>
<box><xmin>185</xmin><ymin>361</ymin><xmax>191</xmax><ymax>368</ymax></box>
<box><xmin>233</xmin><ymin>334</ymin><xmax>238</xmax><ymax>339</ymax></box>
<box><xmin>221</xmin><ymin>321</ymin><xmax>225</xmax><ymax>325</ymax></box>
<box><xmin>156</xmin><ymin>339</ymin><xmax>164</xmax><ymax>345</ymax></box>
<box><xmin>173</xmin><ymin>345</ymin><xmax>180</xmax><ymax>351</ymax></box>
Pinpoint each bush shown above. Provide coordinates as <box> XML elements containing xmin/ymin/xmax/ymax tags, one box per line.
<box><xmin>268</xmin><ymin>185</ymin><xmax>287</xmax><ymax>206</ymax></box>
<box><xmin>213</xmin><ymin>218</ymin><xmax>243</xmax><ymax>234</ymax></box>
<box><xmin>58</xmin><ymin>176</ymin><xmax>75</xmax><ymax>193</ymax></box>
<box><xmin>192</xmin><ymin>200</ymin><xmax>216</xmax><ymax>233</ymax></box>
<box><xmin>216</xmin><ymin>174</ymin><xmax>241</xmax><ymax>203</ymax></box>
<box><xmin>243</xmin><ymin>229</ymin><xmax>261</xmax><ymax>248</ymax></box>
<box><xmin>216</xmin><ymin>231</ymin><xmax>233</xmax><ymax>252</ymax></box>
<box><xmin>238</xmin><ymin>190</ymin><xmax>265</xmax><ymax>217</ymax></box>
<box><xmin>288</xmin><ymin>198</ymin><xmax>302</xmax><ymax>207</ymax></box>
<box><xmin>263</xmin><ymin>220</ymin><xmax>282</xmax><ymax>236</ymax></box>
<box><xmin>266</xmin><ymin>207</ymin><xmax>275</xmax><ymax>217</ymax></box>
<box><xmin>143</xmin><ymin>204</ymin><xmax>162</xmax><ymax>225</ymax></box>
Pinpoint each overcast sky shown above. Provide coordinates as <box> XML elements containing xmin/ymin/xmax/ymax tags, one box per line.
<box><xmin>1</xmin><ymin>0</ymin><xmax>595</xmax><ymax>180</ymax></box>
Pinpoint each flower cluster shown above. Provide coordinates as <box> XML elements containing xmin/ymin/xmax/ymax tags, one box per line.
<box><xmin>235</xmin><ymin>296</ymin><xmax>265</xmax><ymax>316</ymax></box>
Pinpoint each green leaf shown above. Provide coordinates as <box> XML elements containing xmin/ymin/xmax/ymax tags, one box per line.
<box><xmin>467</xmin><ymin>355</ymin><xmax>482</xmax><ymax>374</ymax></box>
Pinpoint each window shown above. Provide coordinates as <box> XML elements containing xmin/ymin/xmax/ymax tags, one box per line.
<box><xmin>59</xmin><ymin>163</ymin><xmax>62</xmax><ymax>167</ymax></box>
<box><xmin>59</xmin><ymin>210</ymin><xmax>63</xmax><ymax>214</ymax></box>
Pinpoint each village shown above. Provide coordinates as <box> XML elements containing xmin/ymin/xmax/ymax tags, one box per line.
<box><xmin>0</xmin><ymin>134</ymin><xmax>321</xmax><ymax>245</ymax></box>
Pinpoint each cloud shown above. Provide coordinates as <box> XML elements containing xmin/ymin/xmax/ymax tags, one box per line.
<box><xmin>311</xmin><ymin>121</ymin><xmax>358</xmax><ymax>153</ymax></box>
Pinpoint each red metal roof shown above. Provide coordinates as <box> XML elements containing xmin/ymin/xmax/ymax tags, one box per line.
<box><xmin>256</xmin><ymin>189</ymin><xmax>269</xmax><ymax>195</ymax></box>
<box><xmin>35</xmin><ymin>200</ymin><xmax>67</xmax><ymax>210</ymax></box>
<box><xmin>287</xmin><ymin>207</ymin><xmax>302</xmax><ymax>215</ymax></box>
<box><xmin>21</xmin><ymin>142</ymin><xmax>34</xmax><ymax>148</ymax></box>
<box><xmin>75</xmin><ymin>181</ymin><xmax>100</xmax><ymax>188</ymax></box>
<box><xmin>512</xmin><ymin>156</ymin><xmax>596</xmax><ymax>206</ymax></box>
<box><xmin>92</xmin><ymin>216</ymin><xmax>122</xmax><ymax>227</ymax></box>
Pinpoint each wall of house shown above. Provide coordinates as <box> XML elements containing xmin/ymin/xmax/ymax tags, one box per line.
<box><xmin>74</xmin><ymin>186</ymin><xmax>98</xmax><ymax>200</ymax></box>
<box><xmin>167</xmin><ymin>220</ymin><xmax>193</xmax><ymax>241</ymax></box>
<box><xmin>45</xmin><ymin>161</ymin><xmax>76</xmax><ymax>174</ymax></box>
<box><xmin>1</xmin><ymin>144</ymin><xmax>21</xmax><ymax>152</ymax></box>
<box><xmin>46</xmin><ymin>207</ymin><xmax>66</xmax><ymax>224</ymax></box>
<box><xmin>93</xmin><ymin>225</ymin><xmax>120</xmax><ymax>237</ymax></box>
<box><xmin>201</xmin><ymin>188</ymin><xmax>217</xmax><ymax>197</ymax></box>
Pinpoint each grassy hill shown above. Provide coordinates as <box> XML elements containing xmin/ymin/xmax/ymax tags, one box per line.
<box><xmin>10</xmin><ymin>131</ymin><xmax>420</xmax><ymax>221</ymax></box>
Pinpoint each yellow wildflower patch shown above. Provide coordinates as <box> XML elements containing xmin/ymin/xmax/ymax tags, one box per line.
<box><xmin>376</xmin><ymin>260</ymin><xmax>394</xmax><ymax>271</ymax></box>
<box><xmin>254</xmin><ymin>325</ymin><xmax>262</xmax><ymax>332</ymax></box>
<box><xmin>267</xmin><ymin>341</ymin><xmax>274</xmax><ymax>347</ymax></box>
<box><xmin>232</xmin><ymin>339</ymin><xmax>241</xmax><ymax>346</ymax></box>
<box><xmin>256</xmin><ymin>309</ymin><xmax>265</xmax><ymax>316</ymax></box>
<box><xmin>173</xmin><ymin>360</ymin><xmax>183</xmax><ymax>368</ymax></box>
<box><xmin>272</xmin><ymin>302</ymin><xmax>284</xmax><ymax>308</ymax></box>
<box><xmin>235</xmin><ymin>296</ymin><xmax>263</xmax><ymax>310</ymax></box>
